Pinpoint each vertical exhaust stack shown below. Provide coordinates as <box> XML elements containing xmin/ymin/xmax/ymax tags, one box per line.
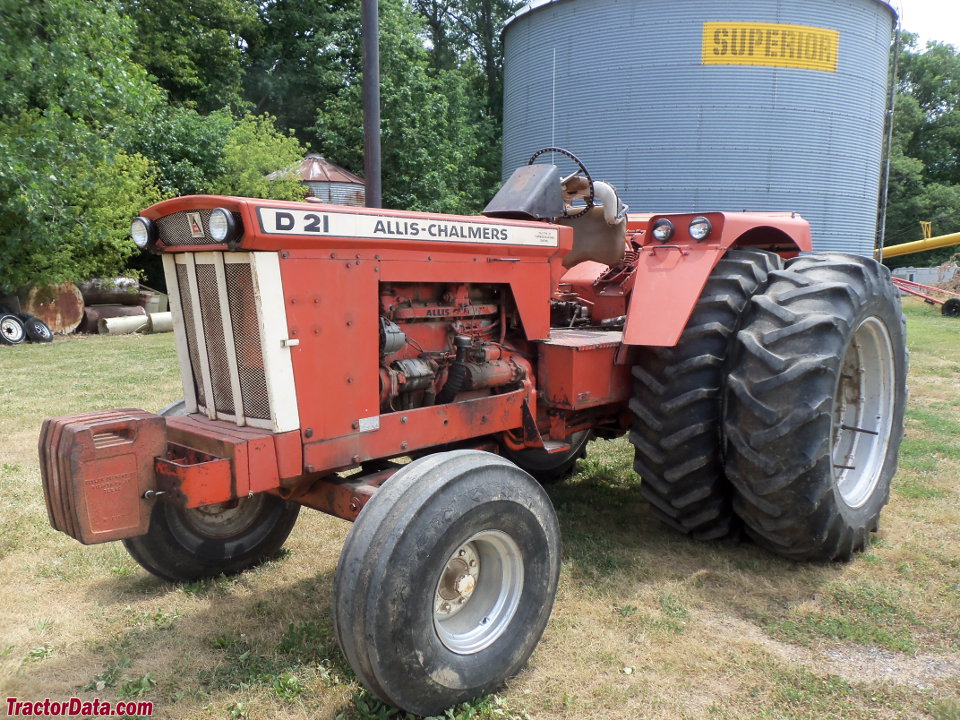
<box><xmin>362</xmin><ymin>0</ymin><xmax>382</xmax><ymax>209</ymax></box>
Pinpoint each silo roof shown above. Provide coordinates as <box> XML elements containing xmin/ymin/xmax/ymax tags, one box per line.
<box><xmin>503</xmin><ymin>0</ymin><xmax>898</xmax><ymax>30</ymax></box>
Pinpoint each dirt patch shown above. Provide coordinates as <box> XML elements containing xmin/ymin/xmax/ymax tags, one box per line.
<box><xmin>702</xmin><ymin>612</ymin><xmax>960</xmax><ymax>690</ymax></box>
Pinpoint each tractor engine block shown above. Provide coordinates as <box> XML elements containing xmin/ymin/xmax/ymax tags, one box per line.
<box><xmin>376</xmin><ymin>283</ymin><xmax>528</xmax><ymax>412</ymax></box>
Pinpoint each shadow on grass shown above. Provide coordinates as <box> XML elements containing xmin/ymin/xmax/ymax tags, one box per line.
<box><xmin>11</xmin><ymin>436</ymin><xmax>936</xmax><ymax>720</ymax></box>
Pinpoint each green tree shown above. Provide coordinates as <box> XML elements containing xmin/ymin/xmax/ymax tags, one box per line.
<box><xmin>211</xmin><ymin>114</ymin><xmax>306</xmax><ymax>200</ymax></box>
<box><xmin>120</xmin><ymin>0</ymin><xmax>257</xmax><ymax>113</ymax></box>
<box><xmin>242</xmin><ymin>1</ymin><xmax>356</xmax><ymax>143</ymax></box>
<box><xmin>121</xmin><ymin>107</ymin><xmax>236</xmax><ymax>196</ymax></box>
<box><xmin>313</xmin><ymin>0</ymin><xmax>497</xmax><ymax>213</ymax></box>
<box><xmin>0</xmin><ymin>0</ymin><xmax>163</xmax><ymax>291</ymax></box>
<box><xmin>884</xmin><ymin>35</ymin><xmax>960</xmax><ymax>266</ymax></box>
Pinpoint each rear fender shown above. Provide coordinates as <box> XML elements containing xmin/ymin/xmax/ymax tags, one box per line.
<box><xmin>622</xmin><ymin>212</ymin><xmax>811</xmax><ymax>347</ymax></box>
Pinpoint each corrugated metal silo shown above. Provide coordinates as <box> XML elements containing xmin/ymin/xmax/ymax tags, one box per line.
<box><xmin>502</xmin><ymin>0</ymin><xmax>896</xmax><ymax>255</ymax></box>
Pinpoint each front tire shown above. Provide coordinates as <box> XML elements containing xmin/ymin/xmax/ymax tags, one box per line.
<box><xmin>629</xmin><ymin>249</ymin><xmax>782</xmax><ymax>539</ymax></box>
<box><xmin>723</xmin><ymin>253</ymin><xmax>907</xmax><ymax>561</ymax></box>
<box><xmin>122</xmin><ymin>493</ymin><xmax>301</xmax><ymax>582</ymax></box>
<box><xmin>333</xmin><ymin>450</ymin><xmax>561</xmax><ymax>716</ymax></box>
<box><xmin>122</xmin><ymin>398</ymin><xmax>300</xmax><ymax>581</ymax></box>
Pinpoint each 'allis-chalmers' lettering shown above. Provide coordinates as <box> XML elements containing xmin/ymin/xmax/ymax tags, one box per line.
<box><xmin>373</xmin><ymin>219</ymin><xmax>508</xmax><ymax>242</ymax></box>
<box><xmin>711</xmin><ymin>26</ymin><xmax>834</xmax><ymax>64</ymax></box>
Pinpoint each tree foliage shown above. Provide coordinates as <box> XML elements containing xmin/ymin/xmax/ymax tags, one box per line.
<box><xmin>119</xmin><ymin>0</ymin><xmax>257</xmax><ymax>113</ymax></box>
<box><xmin>0</xmin><ymin>0</ymin><xmax>304</xmax><ymax>290</ymax></box>
<box><xmin>0</xmin><ymin>0</ymin><xmax>162</xmax><ymax>291</ymax></box>
<box><xmin>212</xmin><ymin>114</ymin><xmax>306</xmax><ymax>200</ymax></box>
<box><xmin>314</xmin><ymin>0</ymin><xmax>495</xmax><ymax>214</ymax></box>
<box><xmin>884</xmin><ymin>35</ymin><xmax>960</xmax><ymax>267</ymax></box>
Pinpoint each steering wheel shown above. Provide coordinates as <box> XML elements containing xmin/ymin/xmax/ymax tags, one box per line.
<box><xmin>528</xmin><ymin>147</ymin><xmax>595</xmax><ymax>220</ymax></box>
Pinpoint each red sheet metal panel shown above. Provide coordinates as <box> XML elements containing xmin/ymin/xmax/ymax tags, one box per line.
<box><xmin>155</xmin><ymin>445</ymin><xmax>233</xmax><ymax>508</ymax></box>
<box><xmin>622</xmin><ymin>211</ymin><xmax>811</xmax><ymax>347</ymax></box>
<box><xmin>537</xmin><ymin>330</ymin><xmax>632</xmax><ymax>410</ymax></box>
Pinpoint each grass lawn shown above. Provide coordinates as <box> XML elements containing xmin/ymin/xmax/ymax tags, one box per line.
<box><xmin>0</xmin><ymin>297</ymin><xmax>958</xmax><ymax>720</ymax></box>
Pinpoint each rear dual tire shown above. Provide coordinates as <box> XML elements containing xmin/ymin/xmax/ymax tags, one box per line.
<box><xmin>723</xmin><ymin>253</ymin><xmax>906</xmax><ymax>561</ymax></box>
<box><xmin>122</xmin><ymin>493</ymin><xmax>301</xmax><ymax>582</ymax></box>
<box><xmin>629</xmin><ymin>249</ymin><xmax>782</xmax><ymax>539</ymax></box>
<box><xmin>500</xmin><ymin>430</ymin><xmax>591</xmax><ymax>484</ymax></box>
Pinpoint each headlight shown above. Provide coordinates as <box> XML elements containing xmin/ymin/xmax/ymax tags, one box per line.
<box><xmin>130</xmin><ymin>217</ymin><xmax>157</xmax><ymax>249</ymax></box>
<box><xmin>689</xmin><ymin>216</ymin><xmax>712</xmax><ymax>241</ymax></box>
<box><xmin>209</xmin><ymin>208</ymin><xmax>237</xmax><ymax>244</ymax></box>
<box><xmin>652</xmin><ymin>218</ymin><xmax>675</xmax><ymax>242</ymax></box>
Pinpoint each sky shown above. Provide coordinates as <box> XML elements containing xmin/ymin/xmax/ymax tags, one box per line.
<box><xmin>895</xmin><ymin>0</ymin><xmax>960</xmax><ymax>49</ymax></box>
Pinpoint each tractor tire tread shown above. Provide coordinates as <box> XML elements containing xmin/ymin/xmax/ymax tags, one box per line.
<box><xmin>723</xmin><ymin>252</ymin><xmax>907</xmax><ymax>562</ymax></box>
<box><xmin>629</xmin><ymin>248</ymin><xmax>782</xmax><ymax>539</ymax></box>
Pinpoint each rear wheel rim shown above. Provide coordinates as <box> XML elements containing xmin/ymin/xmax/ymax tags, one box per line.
<box><xmin>433</xmin><ymin>529</ymin><xmax>524</xmax><ymax>655</ymax></box>
<box><xmin>832</xmin><ymin>317</ymin><xmax>895</xmax><ymax>508</ymax></box>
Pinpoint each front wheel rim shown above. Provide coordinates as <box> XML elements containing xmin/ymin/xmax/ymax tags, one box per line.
<box><xmin>180</xmin><ymin>494</ymin><xmax>266</xmax><ymax>539</ymax></box>
<box><xmin>433</xmin><ymin>530</ymin><xmax>524</xmax><ymax>655</ymax></box>
<box><xmin>832</xmin><ymin>316</ymin><xmax>896</xmax><ymax>508</ymax></box>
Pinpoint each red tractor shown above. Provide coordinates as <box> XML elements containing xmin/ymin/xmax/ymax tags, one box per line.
<box><xmin>40</xmin><ymin>148</ymin><xmax>906</xmax><ymax>716</ymax></box>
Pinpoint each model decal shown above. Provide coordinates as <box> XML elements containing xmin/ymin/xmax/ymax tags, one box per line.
<box><xmin>257</xmin><ymin>207</ymin><xmax>559</xmax><ymax>247</ymax></box>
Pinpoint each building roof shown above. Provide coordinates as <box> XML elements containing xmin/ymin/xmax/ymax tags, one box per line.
<box><xmin>270</xmin><ymin>154</ymin><xmax>364</xmax><ymax>185</ymax></box>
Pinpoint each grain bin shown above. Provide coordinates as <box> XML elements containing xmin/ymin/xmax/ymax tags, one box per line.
<box><xmin>502</xmin><ymin>0</ymin><xmax>896</xmax><ymax>256</ymax></box>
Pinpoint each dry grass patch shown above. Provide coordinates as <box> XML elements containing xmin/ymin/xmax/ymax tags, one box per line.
<box><xmin>0</xmin><ymin>299</ymin><xmax>958</xmax><ymax>718</ymax></box>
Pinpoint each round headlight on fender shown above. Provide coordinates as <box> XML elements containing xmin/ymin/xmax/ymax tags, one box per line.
<box><xmin>209</xmin><ymin>208</ymin><xmax>238</xmax><ymax>244</ymax></box>
<box><xmin>130</xmin><ymin>217</ymin><xmax>157</xmax><ymax>249</ymax></box>
<box><xmin>652</xmin><ymin>218</ymin><xmax>675</xmax><ymax>243</ymax></box>
<box><xmin>689</xmin><ymin>216</ymin><xmax>713</xmax><ymax>241</ymax></box>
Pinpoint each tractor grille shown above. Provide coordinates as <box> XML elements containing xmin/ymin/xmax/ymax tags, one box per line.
<box><xmin>157</xmin><ymin>210</ymin><xmax>223</xmax><ymax>247</ymax></box>
<box><xmin>224</xmin><ymin>263</ymin><xmax>272</xmax><ymax>420</ymax></box>
<box><xmin>169</xmin><ymin>254</ymin><xmax>273</xmax><ymax>426</ymax></box>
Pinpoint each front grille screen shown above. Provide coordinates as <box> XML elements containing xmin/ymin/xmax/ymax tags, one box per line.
<box><xmin>175</xmin><ymin>264</ymin><xmax>206</xmax><ymax>407</ymax></box>
<box><xmin>195</xmin><ymin>264</ymin><xmax>235</xmax><ymax>416</ymax></box>
<box><xmin>158</xmin><ymin>210</ymin><xmax>218</xmax><ymax>247</ymax></box>
<box><xmin>225</xmin><ymin>263</ymin><xmax>271</xmax><ymax>420</ymax></box>
<box><xmin>174</xmin><ymin>257</ymin><xmax>272</xmax><ymax>424</ymax></box>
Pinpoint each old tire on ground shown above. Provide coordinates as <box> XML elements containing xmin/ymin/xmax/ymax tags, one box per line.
<box><xmin>0</xmin><ymin>314</ymin><xmax>26</xmax><ymax>345</ymax></box>
<box><xmin>941</xmin><ymin>297</ymin><xmax>960</xmax><ymax>317</ymax></box>
<box><xmin>20</xmin><ymin>315</ymin><xmax>53</xmax><ymax>342</ymax></box>
<box><xmin>629</xmin><ymin>248</ymin><xmax>783</xmax><ymax>540</ymax></box>
<box><xmin>723</xmin><ymin>252</ymin><xmax>906</xmax><ymax>561</ymax></box>
<box><xmin>500</xmin><ymin>430</ymin><xmax>591</xmax><ymax>484</ymax></box>
<box><xmin>333</xmin><ymin>450</ymin><xmax>561</xmax><ymax>716</ymax></box>
<box><xmin>122</xmin><ymin>398</ymin><xmax>300</xmax><ymax>581</ymax></box>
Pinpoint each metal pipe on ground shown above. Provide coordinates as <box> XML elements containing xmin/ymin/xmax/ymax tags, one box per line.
<box><xmin>79</xmin><ymin>305</ymin><xmax>146</xmax><ymax>333</ymax></box>
<box><xmin>146</xmin><ymin>312</ymin><xmax>172</xmax><ymax>333</ymax></box>
<box><xmin>98</xmin><ymin>316</ymin><xmax>148</xmax><ymax>335</ymax></box>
